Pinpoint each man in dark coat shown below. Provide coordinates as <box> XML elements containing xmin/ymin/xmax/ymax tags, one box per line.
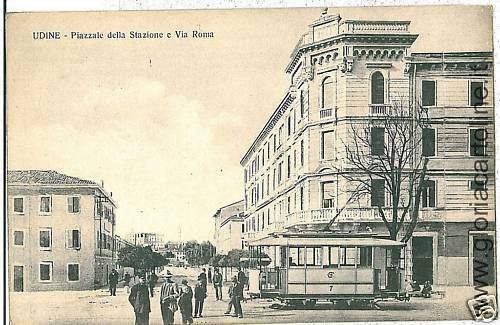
<box><xmin>198</xmin><ymin>268</ymin><xmax>207</xmax><ymax>289</ymax></box>
<box><xmin>207</xmin><ymin>267</ymin><xmax>212</xmax><ymax>284</ymax></box>
<box><xmin>128</xmin><ymin>275</ymin><xmax>151</xmax><ymax>325</ymax></box>
<box><xmin>194</xmin><ymin>277</ymin><xmax>207</xmax><ymax>318</ymax></box>
<box><xmin>213</xmin><ymin>268</ymin><xmax>223</xmax><ymax>301</ymax></box>
<box><xmin>124</xmin><ymin>272</ymin><xmax>132</xmax><ymax>294</ymax></box>
<box><xmin>109</xmin><ymin>269</ymin><xmax>119</xmax><ymax>296</ymax></box>
<box><xmin>227</xmin><ymin>276</ymin><xmax>243</xmax><ymax>318</ymax></box>
<box><xmin>148</xmin><ymin>272</ymin><xmax>158</xmax><ymax>297</ymax></box>
<box><xmin>178</xmin><ymin>279</ymin><xmax>194</xmax><ymax>324</ymax></box>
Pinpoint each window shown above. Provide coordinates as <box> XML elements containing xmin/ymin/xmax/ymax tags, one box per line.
<box><xmin>261</xmin><ymin>179</ymin><xmax>265</xmax><ymax>199</ymax></box>
<box><xmin>470</xmin><ymin>81</ymin><xmax>485</xmax><ymax>106</ymax></box>
<box><xmin>322</xmin><ymin>77</ymin><xmax>334</xmax><ymax>108</ymax></box>
<box><xmin>272</xmin><ymin>169</ymin><xmax>276</xmax><ymax>190</ymax></box>
<box><xmin>371</xmin><ymin>72</ymin><xmax>385</xmax><ymax>104</ymax></box>
<box><xmin>39</xmin><ymin>228</ymin><xmax>52</xmax><ymax>250</ymax></box>
<box><xmin>278</xmin><ymin>162</ymin><xmax>282</xmax><ymax>184</ymax></box>
<box><xmin>341</xmin><ymin>247</ymin><xmax>357</xmax><ymax>266</ymax></box>
<box><xmin>39</xmin><ymin>196</ymin><xmax>52</xmax><ymax>214</ymax></box>
<box><xmin>287</xmin><ymin>155</ymin><xmax>291</xmax><ymax>178</ymax></box>
<box><xmin>278</xmin><ymin>125</ymin><xmax>283</xmax><ymax>146</ymax></box>
<box><xmin>371</xmin><ymin>179</ymin><xmax>385</xmax><ymax>207</ymax></box>
<box><xmin>66</xmin><ymin>229</ymin><xmax>81</xmax><ymax>249</ymax></box>
<box><xmin>293</xmin><ymin>150</ymin><xmax>297</xmax><ymax>168</ymax></box>
<box><xmin>300</xmin><ymin>90</ymin><xmax>305</xmax><ymax>118</ymax></box>
<box><xmin>287</xmin><ymin>116</ymin><xmax>292</xmax><ymax>136</ymax></box>
<box><xmin>300</xmin><ymin>187</ymin><xmax>304</xmax><ymax>210</ymax></box>
<box><xmin>39</xmin><ymin>262</ymin><xmax>53</xmax><ymax>282</ymax></box>
<box><xmin>358</xmin><ymin>247</ymin><xmax>373</xmax><ymax>267</ymax></box>
<box><xmin>422</xmin><ymin>180</ymin><xmax>436</xmax><ymax>208</ymax></box>
<box><xmin>422</xmin><ymin>128</ymin><xmax>436</xmax><ymax>157</ymax></box>
<box><xmin>13</xmin><ymin>231</ymin><xmax>24</xmax><ymax>246</ymax></box>
<box><xmin>321</xmin><ymin>131</ymin><xmax>334</xmax><ymax>160</ymax></box>
<box><xmin>321</xmin><ymin>182</ymin><xmax>335</xmax><ymax>208</ymax></box>
<box><xmin>266</xmin><ymin>174</ymin><xmax>270</xmax><ymax>195</ymax></box>
<box><xmin>371</xmin><ymin>127</ymin><xmax>385</xmax><ymax>155</ymax></box>
<box><xmin>267</xmin><ymin>142</ymin><xmax>270</xmax><ymax>159</ymax></box>
<box><xmin>262</xmin><ymin>149</ymin><xmax>265</xmax><ymax>166</ymax></box>
<box><xmin>287</xmin><ymin>196</ymin><xmax>291</xmax><ymax>214</ymax></box>
<box><xmin>329</xmin><ymin>247</ymin><xmax>340</xmax><ymax>266</ymax></box>
<box><xmin>470</xmin><ymin>128</ymin><xmax>487</xmax><ymax>156</ymax></box>
<box><xmin>67</xmin><ymin>263</ymin><xmax>80</xmax><ymax>281</ymax></box>
<box><xmin>13</xmin><ymin>197</ymin><xmax>24</xmax><ymax>214</ymax></box>
<box><xmin>300</xmin><ymin>140</ymin><xmax>304</xmax><ymax>166</ymax></box>
<box><xmin>68</xmin><ymin>196</ymin><xmax>80</xmax><ymax>213</ymax></box>
<box><xmin>422</xmin><ymin>80</ymin><xmax>436</xmax><ymax>106</ymax></box>
<box><xmin>273</xmin><ymin>135</ymin><xmax>277</xmax><ymax>152</ymax></box>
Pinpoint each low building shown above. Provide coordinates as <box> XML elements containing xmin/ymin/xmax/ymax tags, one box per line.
<box><xmin>213</xmin><ymin>200</ymin><xmax>245</xmax><ymax>254</ymax></box>
<box><xmin>126</xmin><ymin>232</ymin><xmax>165</xmax><ymax>252</ymax></box>
<box><xmin>8</xmin><ymin>170</ymin><xmax>117</xmax><ymax>291</ymax></box>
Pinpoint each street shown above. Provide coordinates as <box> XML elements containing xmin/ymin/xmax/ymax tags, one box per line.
<box><xmin>9</xmin><ymin>267</ymin><xmax>487</xmax><ymax>324</ymax></box>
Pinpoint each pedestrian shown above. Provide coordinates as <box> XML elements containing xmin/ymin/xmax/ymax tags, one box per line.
<box><xmin>213</xmin><ymin>268</ymin><xmax>223</xmax><ymax>301</ymax></box>
<box><xmin>227</xmin><ymin>276</ymin><xmax>243</xmax><ymax>318</ymax></box>
<box><xmin>422</xmin><ymin>280</ymin><xmax>432</xmax><ymax>298</ymax></box>
<box><xmin>109</xmin><ymin>269</ymin><xmax>119</xmax><ymax>296</ymax></box>
<box><xmin>128</xmin><ymin>274</ymin><xmax>151</xmax><ymax>325</ymax></box>
<box><xmin>237</xmin><ymin>266</ymin><xmax>247</xmax><ymax>300</ymax></box>
<box><xmin>198</xmin><ymin>268</ymin><xmax>207</xmax><ymax>289</ymax></box>
<box><xmin>124</xmin><ymin>271</ymin><xmax>132</xmax><ymax>294</ymax></box>
<box><xmin>207</xmin><ymin>267</ymin><xmax>212</xmax><ymax>284</ymax></box>
<box><xmin>178</xmin><ymin>279</ymin><xmax>194</xmax><ymax>324</ymax></box>
<box><xmin>194</xmin><ymin>276</ymin><xmax>207</xmax><ymax>318</ymax></box>
<box><xmin>159</xmin><ymin>270</ymin><xmax>179</xmax><ymax>325</ymax></box>
<box><xmin>148</xmin><ymin>271</ymin><xmax>158</xmax><ymax>297</ymax></box>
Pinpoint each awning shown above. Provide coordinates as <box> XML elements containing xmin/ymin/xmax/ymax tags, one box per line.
<box><xmin>248</xmin><ymin>236</ymin><xmax>405</xmax><ymax>247</ymax></box>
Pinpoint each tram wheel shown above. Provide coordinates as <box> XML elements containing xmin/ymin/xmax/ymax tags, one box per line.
<box><xmin>305</xmin><ymin>299</ymin><xmax>317</xmax><ymax>307</ymax></box>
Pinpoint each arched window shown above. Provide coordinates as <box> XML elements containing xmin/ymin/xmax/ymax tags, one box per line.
<box><xmin>371</xmin><ymin>71</ymin><xmax>385</xmax><ymax>104</ymax></box>
<box><xmin>321</xmin><ymin>77</ymin><xmax>334</xmax><ymax>108</ymax></box>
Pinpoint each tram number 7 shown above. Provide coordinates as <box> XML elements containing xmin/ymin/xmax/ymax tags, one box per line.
<box><xmin>329</xmin><ymin>285</ymin><xmax>334</xmax><ymax>292</ymax></box>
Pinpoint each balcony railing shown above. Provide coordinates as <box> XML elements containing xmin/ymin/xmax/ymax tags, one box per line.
<box><xmin>369</xmin><ymin>104</ymin><xmax>390</xmax><ymax>116</ymax></box>
<box><xmin>319</xmin><ymin>108</ymin><xmax>333</xmax><ymax>119</ymax></box>
<box><xmin>339</xmin><ymin>20</ymin><xmax>410</xmax><ymax>34</ymax></box>
<box><xmin>283</xmin><ymin>207</ymin><xmax>443</xmax><ymax>228</ymax></box>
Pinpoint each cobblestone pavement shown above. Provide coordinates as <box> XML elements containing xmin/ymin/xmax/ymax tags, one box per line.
<box><xmin>8</xmin><ymin>267</ymin><xmax>494</xmax><ymax>324</ymax></box>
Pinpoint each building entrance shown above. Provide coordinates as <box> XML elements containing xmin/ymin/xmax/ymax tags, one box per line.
<box><xmin>412</xmin><ymin>236</ymin><xmax>433</xmax><ymax>285</ymax></box>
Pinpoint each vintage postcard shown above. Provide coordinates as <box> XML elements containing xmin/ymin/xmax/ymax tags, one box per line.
<box><xmin>5</xmin><ymin>5</ymin><xmax>497</xmax><ymax>324</ymax></box>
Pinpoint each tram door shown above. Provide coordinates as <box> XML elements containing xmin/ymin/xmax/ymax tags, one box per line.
<box><xmin>412</xmin><ymin>237</ymin><xmax>433</xmax><ymax>284</ymax></box>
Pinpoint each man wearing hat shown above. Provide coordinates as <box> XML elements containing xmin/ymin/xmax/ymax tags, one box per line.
<box><xmin>178</xmin><ymin>279</ymin><xmax>194</xmax><ymax>324</ymax></box>
<box><xmin>226</xmin><ymin>276</ymin><xmax>243</xmax><ymax>318</ymax></box>
<box><xmin>159</xmin><ymin>270</ymin><xmax>179</xmax><ymax>325</ymax></box>
<box><xmin>128</xmin><ymin>274</ymin><xmax>151</xmax><ymax>325</ymax></box>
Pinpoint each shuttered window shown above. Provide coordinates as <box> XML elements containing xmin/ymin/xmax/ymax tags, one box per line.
<box><xmin>371</xmin><ymin>127</ymin><xmax>385</xmax><ymax>155</ymax></box>
<box><xmin>470</xmin><ymin>81</ymin><xmax>484</xmax><ymax>106</ymax></box>
<box><xmin>469</xmin><ymin>128</ymin><xmax>487</xmax><ymax>156</ymax></box>
<box><xmin>371</xmin><ymin>72</ymin><xmax>385</xmax><ymax>104</ymax></box>
<box><xmin>422</xmin><ymin>80</ymin><xmax>436</xmax><ymax>106</ymax></box>
<box><xmin>371</xmin><ymin>179</ymin><xmax>385</xmax><ymax>207</ymax></box>
<box><xmin>68</xmin><ymin>196</ymin><xmax>80</xmax><ymax>213</ymax></box>
<box><xmin>422</xmin><ymin>128</ymin><xmax>436</xmax><ymax>157</ymax></box>
<box><xmin>66</xmin><ymin>229</ymin><xmax>81</xmax><ymax>249</ymax></box>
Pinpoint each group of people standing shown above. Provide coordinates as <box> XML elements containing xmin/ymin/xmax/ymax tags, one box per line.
<box><xmin>127</xmin><ymin>267</ymin><xmax>247</xmax><ymax>325</ymax></box>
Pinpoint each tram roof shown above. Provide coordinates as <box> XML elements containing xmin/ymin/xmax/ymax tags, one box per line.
<box><xmin>249</xmin><ymin>236</ymin><xmax>405</xmax><ymax>247</ymax></box>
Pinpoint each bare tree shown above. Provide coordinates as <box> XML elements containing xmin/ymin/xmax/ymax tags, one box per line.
<box><xmin>324</xmin><ymin>99</ymin><xmax>430</xmax><ymax>244</ymax></box>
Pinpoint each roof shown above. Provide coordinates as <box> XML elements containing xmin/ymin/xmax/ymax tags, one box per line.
<box><xmin>8</xmin><ymin>170</ymin><xmax>97</xmax><ymax>185</ymax></box>
<box><xmin>249</xmin><ymin>235</ymin><xmax>405</xmax><ymax>247</ymax></box>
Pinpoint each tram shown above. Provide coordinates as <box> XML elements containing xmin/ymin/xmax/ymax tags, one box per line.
<box><xmin>247</xmin><ymin>231</ymin><xmax>408</xmax><ymax>306</ymax></box>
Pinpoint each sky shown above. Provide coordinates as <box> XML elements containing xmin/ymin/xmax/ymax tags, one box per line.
<box><xmin>6</xmin><ymin>6</ymin><xmax>492</xmax><ymax>241</ymax></box>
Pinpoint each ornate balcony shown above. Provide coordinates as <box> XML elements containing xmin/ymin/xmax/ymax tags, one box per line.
<box><xmin>319</xmin><ymin>108</ymin><xmax>333</xmax><ymax>119</ymax></box>
<box><xmin>339</xmin><ymin>20</ymin><xmax>410</xmax><ymax>34</ymax></box>
<box><xmin>369</xmin><ymin>104</ymin><xmax>391</xmax><ymax>116</ymax></box>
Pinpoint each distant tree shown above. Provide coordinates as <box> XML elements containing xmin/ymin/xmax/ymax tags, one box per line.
<box><xmin>227</xmin><ymin>249</ymin><xmax>249</xmax><ymax>268</ymax></box>
<box><xmin>118</xmin><ymin>245</ymin><xmax>168</xmax><ymax>273</ymax></box>
<box><xmin>183</xmin><ymin>240</ymin><xmax>215</xmax><ymax>266</ymax></box>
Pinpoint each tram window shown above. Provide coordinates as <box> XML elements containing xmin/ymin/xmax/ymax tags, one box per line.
<box><xmin>328</xmin><ymin>246</ymin><xmax>340</xmax><ymax>267</ymax></box>
<box><xmin>298</xmin><ymin>247</ymin><xmax>305</xmax><ymax>265</ymax></box>
<box><xmin>339</xmin><ymin>247</ymin><xmax>357</xmax><ymax>266</ymax></box>
<box><xmin>358</xmin><ymin>247</ymin><xmax>372</xmax><ymax>267</ymax></box>
<box><xmin>289</xmin><ymin>248</ymin><xmax>299</xmax><ymax>266</ymax></box>
<box><xmin>305</xmin><ymin>247</ymin><xmax>322</xmax><ymax>266</ymax></box>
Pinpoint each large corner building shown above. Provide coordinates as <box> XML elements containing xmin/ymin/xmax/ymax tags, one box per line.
<box><xmin>240</xmin><ymin>12</ymin><xmax>494</xmax><ymax>286</ymax></box>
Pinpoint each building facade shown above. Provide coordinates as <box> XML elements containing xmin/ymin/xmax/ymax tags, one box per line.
<box><xmin>240</xmin><ymin>12</ymin><xmax>494</xmax><ymax>286</ymax></box>
<box><xmin>213</xmin><ymin>200</ymin><xmax>245</xmax><ymax>254</ymax></box>
<box><xmin>8</xmin><ymin>170</ymin><xmax>117</xmax><ymax>291</ymax></box>
<box><xmin>126</xmin><ymin>232</ymin><xmax>165</xmax><ymax>252</ymax></box>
